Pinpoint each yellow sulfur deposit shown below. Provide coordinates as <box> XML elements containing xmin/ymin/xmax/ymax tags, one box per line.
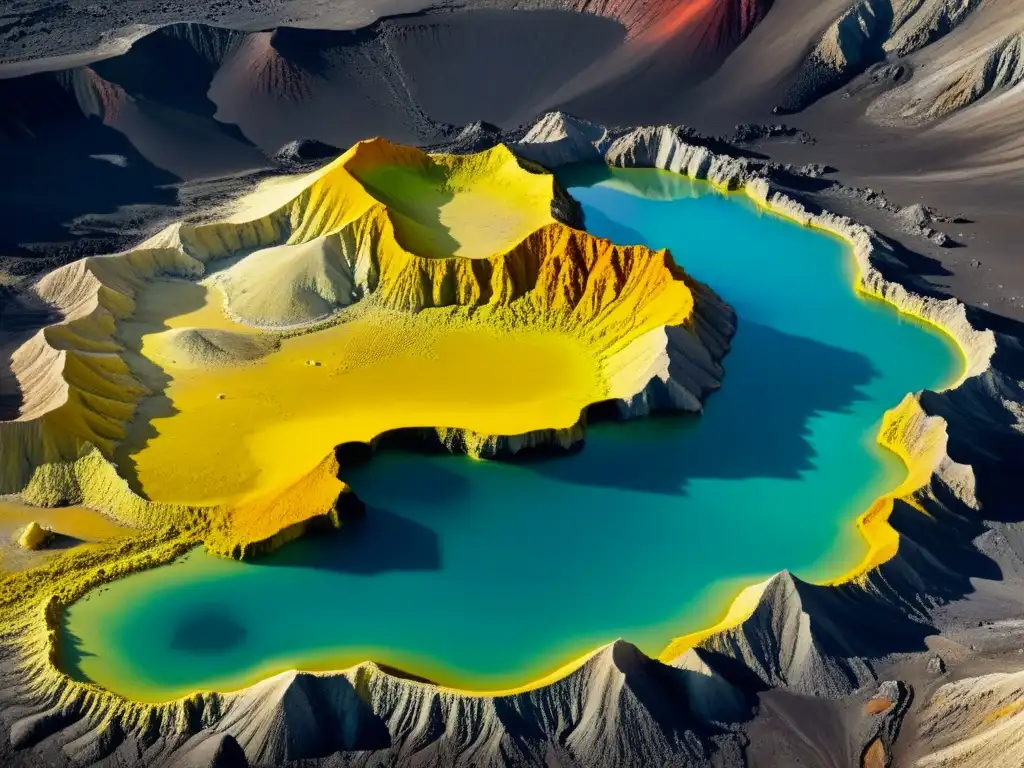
<box><xmin>17</xmin><ymin>521</ymin><xmax>53</xmax><ymax>551</ymax></box>
<box><xmin>0</xmin><ymin>499</ymin><xmax>128</xmax><ymax>546</ymax></box>
<box><xmin>204</xmin><ymin>453</ymin><xmax>361</xmax><ymax>560</ymax></box>
<box><xmin>123</xmin><ymin>309</ymin><xmax>604</xmax><ymax>506</ymax></box>
<box><xmin>0</xmin><ymin>139</ymin><xmax>709</xmax><ymax>556</ymax></box>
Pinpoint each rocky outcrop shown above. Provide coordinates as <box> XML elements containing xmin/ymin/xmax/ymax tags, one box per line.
<box><xmin>868</xmin><ymin>25</ymin><xmax>1024</xmax><ymax>126</ymax></box>
<box><xmin>272</xmin><ymin>138</ymin><xmax>342</xmax><ymax>166</ymax></box>
<box><xmin>16</xmin><ymin>521</ymin><xmax>53</xmax><ymax>551</ymax></box>
<box><xmin>857</xmin><ymin>680</ymin><xmax>913</xmax><ymax>768</ymax></box>
<box><xmin>694</xmin><ymin>571</ymin><xmax>876</xmax><ymax>696</ymax></box>
<box><xmin>203</xmin><ymin>460</ymin><xmax>365</xmax><ymax>561</ymax></box>
<box><xmin>514</xmin><ymin>113</ymin><xmax>754</xmax><ymax>188</ymax></box>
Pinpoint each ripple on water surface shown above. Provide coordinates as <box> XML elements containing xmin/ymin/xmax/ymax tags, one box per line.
<box><xmin>61</xmin><ymin>167</ymin><xmax>962</xmax><ymax>701</ymax></box>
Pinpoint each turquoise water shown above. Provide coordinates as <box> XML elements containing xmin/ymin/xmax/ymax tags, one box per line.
<box><xmin>60</xmin><ymin>168</ymin><xmax>960</xmax><ymax>702</ymax></box>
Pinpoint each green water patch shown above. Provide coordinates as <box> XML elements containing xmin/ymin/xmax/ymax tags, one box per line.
<box><xmin>59</xmin><ymin>168</ymin><xmax>962</xmax><ymax>702</ymax></box>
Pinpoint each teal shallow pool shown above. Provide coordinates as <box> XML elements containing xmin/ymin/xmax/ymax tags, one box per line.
<box><xmin>60</xmin><ymin>167</ymin><xmax>961</xmax><ymax>701</ymax></box>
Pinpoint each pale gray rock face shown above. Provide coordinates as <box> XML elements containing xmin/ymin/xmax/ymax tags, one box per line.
<box><xmin>672</xmin><ymin>649</ymin><xmax>749</xmax><ymax>724</ymax></box>
<box><xmin>894</xmin><ymin>204</ymin><xmax>956</xmax><ymax>247</ymax></box>
<box><xmin>770</xmin><ymin>0</ymin><xmax>1024</xmax><ymax>176</ymax></box>
<box><xmin>514</xmin><ymin>111</ymin><xmax>610</xmax><ymax>168</ymax></box>
<box><xmin>915</xmin><ymin>668</ymin><xmax>1024</xmax><ymax>767</ymax></box>
<box><xmin>869</xmin><ymin>27</ymin><xmax>1024</xmax><ymax>126</ymax></box>
<box><xmin>602</xmin><ymin>127</ymin><xmax>750</xmax><ymax>189</ymax></box>
<box><xmin>167</xmin><ymin>733</ymin><xmax>247</xmax><ymax>768</ymax></box>
<box><xmin>124</xmin><ymin>641</ymin><xmax>723</xmax><ymax>767</ymax></box>
<box><xmin>899</xmin><ymin>203</ymin><xmax>932</xmax><ymax>228</ymax></box>
<box><xmin>696</xmin><ymin>571</ymin><xmax>876</xmax><ymax>696</ymax></box>
<box><xmin>784</xmin><ymin>0</ymin><xmax>1024</xmax><ymax>133</ymax></box>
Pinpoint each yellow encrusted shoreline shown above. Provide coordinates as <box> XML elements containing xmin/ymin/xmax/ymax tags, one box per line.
<box><xmin>0</xmin><ymin>128</ymin><xmax>994</xmax><ymax>721</ymax></box>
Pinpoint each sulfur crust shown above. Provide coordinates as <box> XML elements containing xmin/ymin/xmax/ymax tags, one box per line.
<box><xmin>0</xmin><ymin>499</ymin><xmax>128</xmax><ymax>544</ymax></box>
<box><xmin>203</xmin><ymin>454</ymin><xmax>361</xmax><ymax>560</ymax></box>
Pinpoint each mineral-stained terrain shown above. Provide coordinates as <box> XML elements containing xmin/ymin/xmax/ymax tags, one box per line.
<box><xmin>2</xmin><ymin>2</ymin><xmax>1024</xmax><ymax>767</ymax></box>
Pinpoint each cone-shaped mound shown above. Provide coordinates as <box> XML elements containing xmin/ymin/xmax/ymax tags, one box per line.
<box><xmin>143</xmin><ymin>328</ymin><xmax>280</xmax><ymax>369</ymax></box>
<box><xmin>0</xmin><ymin>139</ymin><xmax>733</xmax><ymax>555</ymax></box>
